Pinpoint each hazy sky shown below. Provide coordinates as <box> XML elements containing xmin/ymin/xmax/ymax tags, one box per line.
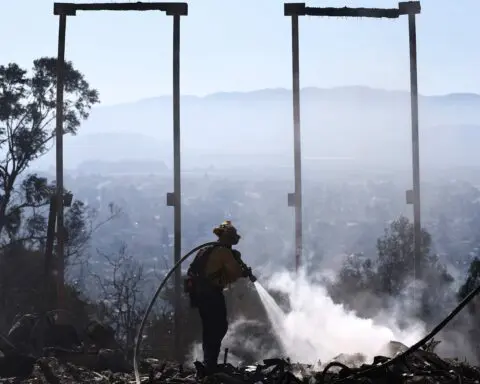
<box><xmin>1</xmin><ymin>0</ymin><xmax>479</xmax><ymax>105</ymax></box>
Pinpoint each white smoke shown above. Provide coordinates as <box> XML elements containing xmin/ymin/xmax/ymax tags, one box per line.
<box><xmin>259</xmin><ymin>269</ymin><xmax>426</xmax><ymax>365</ymax></box>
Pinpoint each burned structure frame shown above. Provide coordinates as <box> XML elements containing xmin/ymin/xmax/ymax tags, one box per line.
<box><xmin>52</xmin><ymin>2</ymin><xmax>188</xmax><ymax>360</ymax></box>
<box><xmin>284</xmin><ymin>2</ymin><xmax>422</xmax><ymax>275</ymax></box>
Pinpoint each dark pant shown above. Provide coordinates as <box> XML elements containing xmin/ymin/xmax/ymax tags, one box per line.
<box><xmin>197</xmin><ymin>288</ymin><xmax>228</xmax><ymax>370</ymax></box>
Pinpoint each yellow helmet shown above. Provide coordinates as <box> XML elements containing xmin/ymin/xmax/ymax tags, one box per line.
<box><xmin>213</xmin><ymin>220</ymin><xmax>238</xmax><ymax>237</ymax></box>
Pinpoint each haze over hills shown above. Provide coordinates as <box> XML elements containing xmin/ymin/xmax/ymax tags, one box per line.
<box><xmin>34</xmin><ymin>86</ymin><xmax>480</xmax><ymax>172</ymax></box>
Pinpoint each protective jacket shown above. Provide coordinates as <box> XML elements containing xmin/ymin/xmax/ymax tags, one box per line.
<box><xmin>203</xmin><ymin>246</ymin><xmax>244</xmax><ymax>288</ymax></box>
<box><xmin>185</xmin><ymin>245</ymin><xmax>244</xmax><ymax>307</ymax></box>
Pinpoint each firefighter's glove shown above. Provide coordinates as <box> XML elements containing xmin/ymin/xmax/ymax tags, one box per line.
<box><xmin>243</xmin><ymin>267</ymin><xmax>257</xmax><ymax>283</ymax></box>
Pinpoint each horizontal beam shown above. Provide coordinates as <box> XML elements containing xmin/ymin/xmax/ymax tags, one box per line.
<box><xmin>284</xmin><ymin>1</ymin><xmax>420</xmax><ymax>18</ymax></box>
<box><xmin>53</xmin><ymin>2</ymin><xmax>188</xmax><ymax>16</ymax></box>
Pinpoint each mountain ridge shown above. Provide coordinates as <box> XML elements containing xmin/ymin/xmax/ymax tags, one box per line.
<box><xmin>32</xmin><ymin>85</ymin><xmax>480</xmax><ymax>171</ymax></box>
<box><xmin>116</xmin><ymin>86</ymin><xmax>480</xmax><ymax>107</ymax></box>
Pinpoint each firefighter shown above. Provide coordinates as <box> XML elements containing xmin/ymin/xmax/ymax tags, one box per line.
<box><xmin>185</xmin><ymin>221</ymin><xmax>255</xmax><ymax>374</ymax></box>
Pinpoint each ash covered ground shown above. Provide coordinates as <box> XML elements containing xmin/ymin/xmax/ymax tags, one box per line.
<box><xmin>3</xmin><ymin>343</ymin><xmax>480</xmax><ymax>384</ymax></box>
<box><xmin>1</xmin><ymin>315</ymin><xmax>480</xmax><ymax>384</ymax></box>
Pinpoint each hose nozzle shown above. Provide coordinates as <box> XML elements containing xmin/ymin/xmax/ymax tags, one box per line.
<box><xmin>245</xmin><ymin>267</ymin><xmax>257</xmax><ymax>283</ymax></box>
<box><xmin>232</xmin><ymin>250</ymin><xmax>257</xmax><ymax>283</ymax></box>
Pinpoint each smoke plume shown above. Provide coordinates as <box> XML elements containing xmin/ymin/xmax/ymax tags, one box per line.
<box><xmin>261</xmin><ymin>270</ymin><xmax>425</xmax><ymax>365</ymax></box>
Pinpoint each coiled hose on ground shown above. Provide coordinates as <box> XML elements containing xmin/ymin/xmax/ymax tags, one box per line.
<box><xmin>133</xmin><ymin>241</ymin><xmax>220</xmax><ymax>384</ymax></box>
<box><xmin>323</xmin><ymin>281</ymin><xmax>480</xmax><ymax>383</ymax></box>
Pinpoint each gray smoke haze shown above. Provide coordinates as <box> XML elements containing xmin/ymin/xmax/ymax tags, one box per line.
<box><xmin>30</xmin><ymin>87</ymin><xmax>480</xmax><ymax>171</ymax></box>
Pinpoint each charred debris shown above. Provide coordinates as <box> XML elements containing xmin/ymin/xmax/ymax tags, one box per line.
<box><xmin>0</xmin><ymin>312</ymin><xmax>478</xmax><ymax>384</ymax></box>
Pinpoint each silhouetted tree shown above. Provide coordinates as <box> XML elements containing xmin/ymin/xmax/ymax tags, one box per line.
<box><xmin>0</xmin><ymin>57</ymin><xmax>101</xmax><ymax>333</ymax></box>
<box><xmin>0</xmin><ymin>244</ymin><xmax>95</xmax><ymax>334</ymax></box>
<box><xmin>456</xmin><ymin>257</ymin><xmax>480</xmax><ymax>361</ymax></box>
<box><xmin>93</xmin><ymin>243</ymin><xmax>149</xmax><ymax>358</ymax></box>
<box><xmin>330</xmin><ymin>216</ymin><xmax>453</xmax><ymax>323</ymax></box>
<box><xmin>327</xmin><ymin>252</ymin><xmax>382</xmax><ymax>317</ymax></box>
<box><xmin>376</xmin><ymin>216</ymin><xmax>432</xmax><ymax>296</ymax></box>
<box><xmin>459</xmin><ymin>257</ymin><xmax>480</xmax><ymax>309</ymax></box>
<box><xmin>0</xmin><ymin>57</ymin><xmax>99</xmax><ymax>243</ymax></box>
<box><xmin>337</xmin><ymin>253</ymin><xmax>376</xmax><ymax>292</ymax></box>
<box><xmin>145</xmin><ymin>276</ymin><xmax>202</xmax><ymax>360</ymax></box>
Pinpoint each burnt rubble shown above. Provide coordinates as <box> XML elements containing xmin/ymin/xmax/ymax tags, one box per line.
<box><xmin>2</xmin><ymin>313</ymin><xmax>480</xmax><ymax>383</ymax></box>
<box><xmin>0</xmin><ymin>343</ymin><xmax>480</xmax><ymax>383</ymax></box>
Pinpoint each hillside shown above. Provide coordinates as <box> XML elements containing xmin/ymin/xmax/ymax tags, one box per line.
<box><xmin>34</xmin><ymin>86</ymin><xmax>480</xmax><ymax>170</ymax></box>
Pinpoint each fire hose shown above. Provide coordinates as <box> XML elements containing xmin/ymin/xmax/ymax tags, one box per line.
<box><xmin>133</xmin><ymin>241</ymin><xmax>257</xmax><ymax>384</ymax></box>
<box><xmin>324</xmin><ymin>280</ymin><xmax>480</xmax><ymax>384</ymax></box>
<box><xmin>133</xmin><ymin>241</ymin><xmax>217</xmax><ymax>384</ymax></box>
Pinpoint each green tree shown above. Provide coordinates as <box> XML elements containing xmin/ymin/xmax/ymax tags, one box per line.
<box><xmin>458</xmin><ymin>257</ymin><xmax>480</xmax><ymax>305</ymax></box>
<box><xmin>330</xmin><ymin>216</ymin><xmax>453</xmax><ymax>323</ymax></box>
<box><xmin>337</xmin><ymin>253</ymin><xmax>376</xmax><ymax>292</ymax></box>
<box><xmin>0</xmin><ymin>57</ymin><xmax>99</xmax><ymax>244</ymax></box>
<box><xmin>457</xmin><ymin>257</ymin><xmax>480</xmax><ymax>361</ymax></box>
<box><xmin>327</xmin><ymin>252</ymin><xmax>382</xmax><ymax>318</ymax></box>
<box><xmin>0</xmin><ymin>57</ymin><xmax>101</xmax><ymax>332</ymax></box>
<box><xmin>375</xmin><ymin>217</ymin><xmax>453</xmax><ymax>321</ymax></box>
<box><xmin>376</xmin><ymin>215</ymin><xmax>434</xmax><ymax>296</ymax></box>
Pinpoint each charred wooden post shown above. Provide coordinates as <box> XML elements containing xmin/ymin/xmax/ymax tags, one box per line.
<box><xmin>172</xmin><ymin>12</ymin><xmax>183</xmax><ymax>364</ymax></box>
<box><xmin>43</xmin><ymin>192</ymin><xmax>73</xmax><ymax>312</ymax></box>
<box><xmin>54</xmin><ymin>7</ymin><xmax>67</xmax><ymax>314</ymax></box>
<box><xmin>43</xmin><ymin>195</ymin><xmax>57</xmax><ymax>311</ymax></box>
<box><xmin>53</xmin><ymin>1</ymin><xmax>188</xmax><ymax>361</ymax></box>
<box><xmin>285</xmin><ymin>3</ymin><xmax>303</xmax><ymax>274</ymax></box>
<box><xmin>400</xmin><ymin>1</ymin><xmax>422</xmax><ymax>284</ymax></box>
<box><xmin>283</xmin><ymin>1</ymin><xmax>421</xmax><ymax>278</ymax></box>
